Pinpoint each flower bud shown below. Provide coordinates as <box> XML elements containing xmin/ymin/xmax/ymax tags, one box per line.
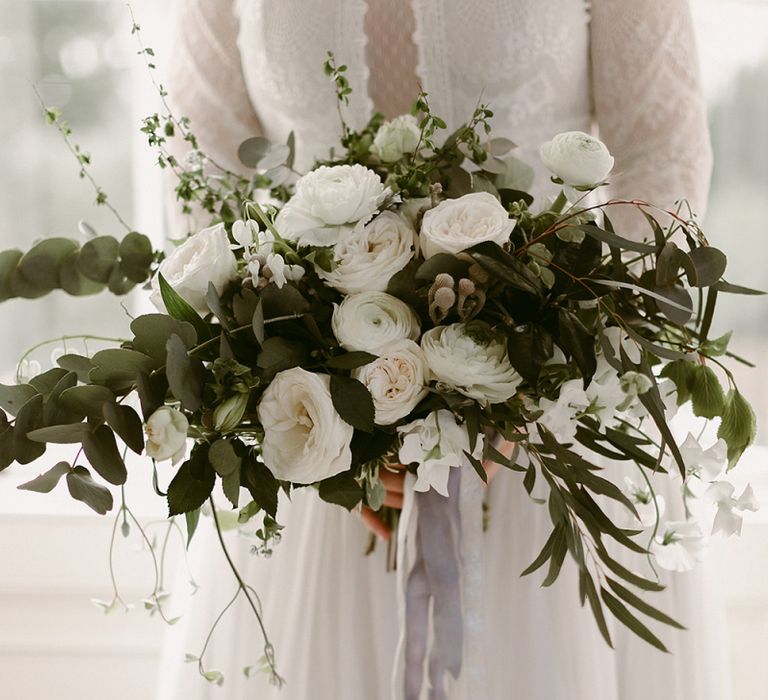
<box><xmin>214</xmin><ymin>393</ymin><xmax>249</xmax><ymax>433</ymax></box>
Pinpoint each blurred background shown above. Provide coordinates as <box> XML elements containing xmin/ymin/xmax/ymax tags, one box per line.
<box><xmin>0</xmin><ymin>1</ymin><xmax>766</xmax><ymax>698</ymax></box>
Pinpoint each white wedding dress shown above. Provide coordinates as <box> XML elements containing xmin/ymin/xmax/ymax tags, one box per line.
<box><xmin>156</xmin><ymin>1</ymin><xmax>730</xmax><ymax>698</ymax></box>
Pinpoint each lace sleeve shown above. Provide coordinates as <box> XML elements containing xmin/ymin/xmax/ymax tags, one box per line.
<box><xmin>590</xmin><ymin>0</ymin><xmax>713</xmax><ymax>237</ymax></box>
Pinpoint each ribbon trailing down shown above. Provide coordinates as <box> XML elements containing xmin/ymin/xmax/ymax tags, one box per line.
<box><xmin>392</xmin><ymin>462</ymin><xmax>487</xmax><ymax>700</ymax></box>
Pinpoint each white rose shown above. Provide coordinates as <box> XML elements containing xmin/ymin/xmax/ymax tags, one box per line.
<box><xmin>332</xmin><ymin>291</ymin><xmax>420</xmax><ymax>353</ymax></box>
<box><xmin>421</xmin><ymin>322</ymin><xmax>522</xmax><ymax>404</ymax></box>
<box><xmin>145</xmin><ymin>407</ymin><xmax>189</xmax><ymax>464</ymax></box>
<box><xmin>352</xmin><ymin>340</ymin><xmax>430</xmax><ymax>425</ymax></box>
<box><xmin>257</xmin><ymin>368</ymin><xmax>353</xmax><ymax>484</ymax></box>
<box><xmin>371</xmin><ymin>114</ymin><xmax>422</xmax><ymax>163</ymax></box>
<box><xmin>419</xmin><ymin>192</ymin><xmax>515</xmax><ymax>259</ymax></box>
<box><xmin>398</xmin><ymin>410</ymin><xmax>483</xmax><ymax>496</ymax></box>
<box><xmin>539</xmin><ymin>131</ymin><xmax>614</xmax><ymax>187</ymax></box>
<box><xmin>275</xmin><ymin>164</ymin><xmax>389</xmax><ymax>247</ymax></box>
<box><xmin>150</xmin><ymin>223</ymin><xmax>239</xmax><ymax>315</ymax></box>
<box><xmin>319</xmin><ymin>211</ymin><xmax>416</xmax><ymax>294</ymax></box>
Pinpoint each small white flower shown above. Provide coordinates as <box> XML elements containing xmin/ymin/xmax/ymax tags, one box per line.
<box><xmin>679</xmin><ymin>433</ymin><xmax>728</xmax><ymax>481</ymax></box>
<box><xmin>318</xmin><ymin>212</ymin><xmax>416</xmax><ymax>294</ymax></box>
<box><xmin>651</xmin><ymin>521</ymin><xmax>707</xmax><ymax>572</ymax></box>
<box><xmin>705</xmin><ymin>482</ymin><xmax>759</xmax><ymax>537</ymax></box>
<box><xmin>585</xmin><ymin>358</ymin><xmax>624</xmax><ymax>424</ymax></box>
<box><xmin>421</xmin><ymin>322</ymin><xmax>522</xmax><ymax>405</ymax></box>
<box><xmin>619</xmin><ymin>371</ymin><xmax>653</xmax><ymax>397</ymax></box>
<box><xmin>539</xmin><ymin>131</ymin><xmax>614</xmax><ymax>188</ymax></box>
<box><xmin>275</xmin><ymin>164</ymin><xmax>389</xmax><ymax>247</ymax></box>
<box><xmin>601</xmin><ymin>326</ymin><xmax>641</xmax><ymax>365</ymax></box>
<box><xmin>371</xmin><ymin>114</ymin><xmax>422</xmax><ymax>163</ymax></box>
<box><xmin>332</xmin><ymin>291</ymin><xmax>420</xmax><ymax>354</ymax></box>
<box><xmin>145</xmin><ymin>407</ymin><xmax>189</xmax><ymax>464</ymax></box>
<box><xmin>150</xmin><ymin>223</ymin><xmax>239</xmax><ymax>315</ymax></box>
<box><xmin>257</xmin><ymin>368</ymin><xmax>353</xmax><ymax>484</ymax></box>
<box><xmin>419</xmin><ymin>192</ymin><xmax>515</xmax><ymax>259</ymax></box>
<box><xmin>398</xmin><ymin>410</ymin><xmax>483</xmax><ymax>496</ymax></box>
<box><xmin>537</xmin><ymin>379</ymin><xmax>589</xmax><ymax>443</ymax></box>
<box><xmin>352</xmin><ymin>340</ymin><xmax>430</xmax><ymax>425</ymax></box>
<box><xmin>624</xmin><ymin>477</ymin><xmax>666</xmax><ymax>528</ymax></box>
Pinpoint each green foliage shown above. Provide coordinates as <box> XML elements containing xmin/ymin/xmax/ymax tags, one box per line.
<box><xmin>718</xmin><ymin>389</ymin><xmax>757</xmax><ymax>468</ymax></box>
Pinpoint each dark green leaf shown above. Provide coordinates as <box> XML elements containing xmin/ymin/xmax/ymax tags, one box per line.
<box><xmin>16</xmin><ymin>238</ymin><xmax>79</xmax><ymax>291</ymax></box>
<box><xmin>237</xmin><ymin>136</ymin><xmax>271</xmax><ymax>168</ymax></box>
<box><xmin>464</xmin><ymin>450</ymin><xmax>487</xmax><ymax>483</ymax></box>
<box><xmin>469</xmin><ymin>242</ymin><xmax>542</xmax><ymax>296</ymax></box>
<box><xmin>167</xmin><ymin>454</ymin><xmax>216</xmax><ymax>517</ymax></box>
<box><xmin>28</xmin><ymin>368</ymin><xmax>69</xmax><ymax>395</ymax></box>
<box><xmin>89</xmin><ymin>348</ymin><xmax>155</xmax><ymax>391</ymax></box>
<box><xmin>330</xmin><ymin>375</ymin><xmax>375</xmax><ymax>433</ymax></box>
<box><xmin>584</xmin><ymin>574</ymin><xmax>613</xmax><ymax>647</ymax></box>
<box><xmin>260</xmin><ymin>282</ymin><xmax>310</xmax><ymax>318</ymax></box>
<box><xmin>184</xmin><ymin>508</ymin><xmax>201</xmax><ymax>548</ymax></box>
<box><xmin>711</xmin><ymin>280</ymin><xmax>765</xmax><ymax>295</ymax></box>
<box><xmin>415</xmin><ymin>254</ymin><xmax>470</xmax><ymax>282</ymax></box>
<box><xmin>600</xmin><ymin>588</ymin><xmax>668</xmax><ymax>652</ymax></box>
<box><xmin>325</xmin><ymin>351</ymin><xmax>378</xmax><ymax>370</ymax></box>
<box><xmin>0</xmin><ymin>383</ymin><xmax>38</xmax><ymax>416</ymax></box>
<box><xmin>557</xmin><ymin>309</ymin><xmax>597</xmax><ymax>386</ymax></box>
<box><xmin>78</xmin><ymin>236</ymin><xmax>119</xmax><ymax>284</ymax></box>
<box><xmin>158</xmin><ymin>273</ymin><xmax>211</xmax><ymax>342</ymax></box>
<box><xmin>103</xmin><ymin>403</ymin><xmax>145</xmax><ymax>454</ymax></box>
<box><xmin>118</xmin><ymin>232</ymin><xmax>154</xmax><ymax>283</ymax></box>
<box><xmin>13</xmin><ymin>395</ymin><xmax>46</xmax><ymax>464</ymax></box>
<box><xmin>506</xmin><ymin>324</ymin><xmax>553</xmax><ymax>386</ymax></box>
<box><xmin>166</xmin><ymin>334</ymin><xmax>204</xmax><ymax>412</ymax></box>
<box><xmin>687</xmin><ymin>247</ymin><xmax>727</xmax><ymax>287</ymax></box>
<box><xmin>82</xmin><ymin>424</ymin><xmax>127</xmax><ymax>485</ymax></box>
<box><xmin>521</xmin><ymin>526</ymin><xmax>558</xmax><ymax>576</ymax></box>
<box><xmin>241</xmin><ymin>457</ymin><xmax>279</xmax><ymax>518</ymax></box>
<box><xmin>541</xmin><ymin>526</ymin><xmax>568</xmax><ymax>587</ymax></box>
<box><xmin>318</xmin><ymin>471</ymin><xmax>364</xmax><ymax>510</ymax></box>
<box><xmin>659</xmin><ymin>359</ymin><xmax>695</xmax><ymax>405</ymax></box>
<box><xmin>654</xmin><ymin>284</ymin><xmax>693</xmax><ymax>326</ymax></box>
<box><xmin>56</xmin><ymin>354</ymin><xmax>94</xmax><ymax>383</ymax></box>
<box><xmin>577</xmin><ymin>224</ymin><xmax>656</xmax><ymax>254</ymax></box>
<box><xmin>18</xmin><ymin>461</ymin><xmax>70</xmax><ymax>493</ymax></box>
<box><xmin>26</xmin><ymin>423</ymin><xmax>92</xmax><ymax>444</ymax></box>
<box><xmin>130</xmin><ymin>314</ymin><xmax>197</xmax><ymax>362</ymax></box>
<box><xmin>606</xmin><ymin>578</ymin><xmax>684</xmax><ymax>629</ymax></box>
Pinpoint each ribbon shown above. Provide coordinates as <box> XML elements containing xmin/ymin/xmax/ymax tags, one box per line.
<box><xmin>392</xmin><ymin>462</ymin><xmax>487</xmax><ymax>700</ymax></box>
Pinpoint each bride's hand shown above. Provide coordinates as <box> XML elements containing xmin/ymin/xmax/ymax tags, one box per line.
<box><xmin>359</xmin><ymin>437</ymin><xmax>517</xmax><ymax>539</ymax></box>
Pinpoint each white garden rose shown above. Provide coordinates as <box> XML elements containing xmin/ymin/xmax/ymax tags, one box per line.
<box><xmin>145</xmin><ymin>407</ymin><xmax>189</xmax><ymax>464</ymax></box>
<box><xmin>352</xmin><ymin>340</ymin><xmax>430</xmax><ymax>425</ymax></box>
<box><xmin>419</xmin><ymin>192</ymin><xmax>515</xmax><ymax>259</ymax></box>
<box><xmin>257</xmin><ymin>368</ymin><xmax>353</xmax><ymax>484</ymax></box>
<box><xmin>421</xmin><ymin>322</ymin><xmax>522</xmax><ymax>404</ymax></box>
<box><xmin>539</xmin><ymin>131</ymin><xmax>614</xmax><ymax>187</ymax></box>
<box><xmin>150</xmin><ymin>223</ymin><xmax>239</xmax><ymax>315</ymax></box>
<box><xmin>332</xmin><ymin>291</ymin><xmax>420</xmax><ymax>353</ymax></box>
<box><xmin>274</xmin><ymin>164</ymin><xmax>389</xmax><ymax>247</ymax></box>
<box><xmin>398</xmin><ymin>410</ymin><xmax>483</xmax><ymax>496</ymax></box>
<box><xmin>318</xmin><ymin>211</ymin><xmax>416</xmax><ymax>294</ymax></box>
<box><xmin>371</xmin><ymin>114</ymin><xmax>422</xmax><ymax>163</ymax></box>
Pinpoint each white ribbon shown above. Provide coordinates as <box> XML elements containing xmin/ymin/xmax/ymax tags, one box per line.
<box><xmin>392</xmin><ymin>461</ymin><xmax>487</xmax><ymax>700</ymax></box>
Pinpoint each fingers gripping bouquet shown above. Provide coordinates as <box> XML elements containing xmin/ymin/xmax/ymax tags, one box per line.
<box><xmin>0</xmin><ymin>53</ymin><xmax>761</xmax><ymax>684</ymax></box>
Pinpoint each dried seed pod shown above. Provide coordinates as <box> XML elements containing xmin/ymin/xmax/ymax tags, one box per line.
<box><xmin>468</xmin><ymin>263</ymin><xmax>490</xmax><ymax>285</ymax></box>
<box><xmin>429</xmin><ymin>286</ymin><xmax>456</xmax><ymax>324</ymax></box>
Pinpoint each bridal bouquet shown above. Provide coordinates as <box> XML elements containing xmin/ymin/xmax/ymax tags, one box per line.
<box><xmin>0</xmin><ymin>53</ymin><xmax>761</xmax><ymax>683</ymax></box>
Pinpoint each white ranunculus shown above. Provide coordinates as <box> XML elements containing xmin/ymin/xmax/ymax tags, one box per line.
<box><xmin>150</xmin><ymin>223</ymin><xmax>239</xmax><ymax>315</ymax></box>
<box><xmin>332</xmin><ymin>291</ymin><xmax>420</xmax><ymax>353</ymax></box>
<box><xmin>398</xmin><ymin>410</ymin><xmax>483</xmax><ymax>496</ymax></box>
<box><xmin>257</xmin><ymin>368</ymin><xmax>353</xmax><ymax>484</ymax></box>
<box><xmin>539</xmin><ymin>131</ymin><xmax>614</xmax><ymax>187</ymax></box>
<box><xmin>624</xmin><ymin>477</ymin><xmax>666</xmax><ymax>528</ymax></box>
<box><xmin>420</xmin><ymin>322</ymin><xmax>521</xmax><ymax>404</ymax></box>
<box><xmin>319</xmin><ymin>211</ymin><xmax>416</xmax><ymax>294</ymax></box>
<box><xmin>352</xmin><ymin>340</ymin><xmax>430</xmax><ymax>425</ymax></box>
<box><xmin>145</xmin><ymin>407</ymin><xmax>189</xmax><ymax>464</ymax></box>
<box><xmin>371</xmin><ymin>114</ymin><xmax>422</xmax><ymax>163</ymax></box>
<box><xmin>419</xmin><ymin>192</ymin><xmax>515</xmax><ymax>259</ymax></box>
<box><xmin>274</xmin><ymin>164</ymin><xmax>389</xmax><ymax>247</ymax></box>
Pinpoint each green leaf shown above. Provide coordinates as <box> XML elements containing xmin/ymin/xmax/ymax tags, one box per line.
<box><xmin>26</xmin><ymin>423</ymin><xmax>92</xmax><ymax>444</ymax></box>
<box><xmin>318</xmin><ymin>471</ymin><xmax>364</xmax><ymax>510</ymax></box>
<box><xmin>330</xmin><ymin>375</ymin><xmax>375</xmax><ymax>433</ymax></box>
<box><xmin>130</xmin><ymin>314</ymin><xmax>197</xmax><ymax>362</ymax></box>
<box><xmin>557</xmin><ymin>309</ymin><xmax>597</xmax><ymax>386</ymax></box>
<box><xmin>689</xmin><ymin>365</ymin><xmax>726</xmax><ymax>419</ymax></box>
<box><xmin>18</xmin><ymin>461</ymin><xmax>71</xmax><ymax>493</ymax></box>
<box><xmin>89</xmin><ymin>349</ymin><xmax>155</xmax><ymax>391</ymax></box>
<box><xmin>415</xmin><ymin>254</ymin><xmax>470</xmax><ymax>282</ymax></box>
<box><xmin>82</xmin><ymin>424</ymin><xmax>127</xmax><ymax>485</ymax></box>
<box><xmin>325</xmin><ymin>351</ymin><xmax>378</xmax><ymax>370</ymax></box>
<box><xmin>699</xmin><ymin>331</ymin><xmax>732</xmax><ymax>358</ymax></box>
<box><xmin>67</xmin><ymin>465</ymin><xmax>114</xmax><ymax>515</ymax></box>
<box><xmin>468</xmin><ymin>242</ymin><xmax>542</xmax><ymax>296</ymax></box>
<box><xmin>260</xmin><ymin>282</ymin><xmax>310</xmax><ymax>318</ymax></box>
<box><xmin>184</xmin><ymin>508</ymin><xmax>201</xmax><ymax>548</ymax></box>
<box><xmin>711</xmin><ymin>280</ymin><xmax>765</xmax><ymax>295</ymax></box>
<box><xmin>0</xmin><ymin>383</ymin><xmax>38</xmax><ymax>416</ymax></box>
<box><xmin>0</xmin><ymin>422</ymin><xmax>14</xmax><ymax>471</ymax></box>
<box><xmin>506</xmin><ymin>324</ymin><xmax>553</xmax><ymax>386</ymax></box>
<box><xmin>103</xmin><ymin>403</ymin><xmax>145</xmax><ymax>454</ymax></box>
<box><xmin>521</xmin><ymin>526</ymin><xmax>558</xmax><ymax>576</ymax></box>
<box><xmin>237</xmin><ymin>136</ymin><xmax>271</xmax><ymax>168</ymax></box>
<box><xmin>58</xmin><ymin>385</ymin><xmax>115</xmax><ymax>417</ymax></box>
<box><xmin>166</xmin><ymin>334</ymin><xmax>204</xmax><ymax>412</ymax></box>
<box><xmin>541</xmin><ymin>526</ymin><xmax>568</xmax><ymax>587</ymax></box>
<box><xmin>654</xmin><ymin>285</ymin><xmax>693</xmax><ymax>326</ymax></box>
<box><xmin>464</xmin><ymin>450</ymin><xmax>487</xmax><ymax>483</ymax></box>
<box><xmin>56</xmin><ymin>354</ymin><xmax>94</xmax><ymax>383</ymax></box>
<box><xmin>238</xmin><ymin>500</ymin><xmax>261</xmax><ymax>524</ymax></box>
<box><xmin>158</xmin><ymin>273</ymin><xmax>210</xmax><ymax>342</ymax></box>
<box><xmin>687</xmin><ymin>247</ymin><xmax>727</xmax><ymax>287</ymax></box>
<box><xmin>78</xmin><ymin>236</ymin><xmax>119</xmax><ymax>284</ymax></box>
<box><xmin>13</xmin><ymin>395</ymin><xmax>46</xmax><ymax>464</ymax></box>
<box><xmin>584</xmin><ymin>574</ymin><xmax>613</xmax><ymax>647</ymax></box>
<box><xmin>659</xmin><ymin>359</ymin><xmax>695</xmax><ymax>405</ymax></box>
<box><xmin>28</xmin><ymin>368</ymin><xmax>69</xmax><ymax>394</ymax></box>
<box><xmin>718</xmin><ymin>389</ymin><xmax>757</xmax><ymax>468</ymax></box>
<box><xmin>606</xmin><ymin>578</ymin><xmax>684</xmax><ymax>629</ymax></box>
<box><xmin>241</xmin><ymin>458</ymin><xmax>279</xmax><ymax>518</ymax></box>
<box><xmin>210</xmin><ymin>439</ymin><xmax>242</xmax><ymax>508</ymax></box>
<box><xmin>0</xmin><ymin>249</ymin><xmax>23</xmax><ymax>301</ymax></box>
<box><xmin>118</xmin><ymin>232</ymin><xmax>154</xmax><ymax>283</ymax></box>
<box><xmin>251</xmin><ymin>300</ymin><xmax>265</xmax><ymax>345</ymax></box>
<box><xmin>167</xmin><ymin>450</ymin><xmax>216</xmax><ymax>517</ymax></box>
<box><xmin>577</xmin><ymin>224</ymin><xmax>656</xmax><ymax>254</ymax></box>
<box><xmin>14</xmin><ymin>237</ymin><xmax>79</xmax><ymax>293</ymax></box>
<box><xmin>600</xmin><ymin>588</ymin><xmax>668</xmax><ymax>652</ymax></box>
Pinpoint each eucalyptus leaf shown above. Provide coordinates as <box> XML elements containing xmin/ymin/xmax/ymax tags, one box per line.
<box><xmin>0</xmin><ymin>383</ymin><xmax>38</xmax><ymax>416</ymax></box>
<box><xmin>13</xmin><ymin>394</ymin><xmax>46</xmax><ymax>464</ymax></box>
<box><xmin>78</xmin><ymin>236</ymin><xmax>119</xmax><ymax>284</ymax></box>
<box><xmin>130</xmin><ymin>314</ymin><xmax>197</xmax><ymax>362</ymax></box>
<box><xmin>26</xmin><ymin>423</ymin><xmax>92</xmax><ymax>444</ymax></box>
<box><xmin>687</xmin><ymin>247</ymin><xmax>727</xmax><ymax>287</ymax></box>
<box><xmin>166</xmin><ymin>333</ymin><xmax>204</xmax><ymax>412</ymax></box>
<box><xmin>67</xmin><ymin>465</ymin><xmax>113</xmax><ymax>514</ymax></box>
<box><xmin>17</xmin><ymin>461</ymin><xmax>71</xmax><ymax>493</ymax></box>
<box><xmin>82</xmin><ymin>424</ymin><xmax>127</xmax><ymax>485</ymax></box>
<box><xmin>103</xmin><ymin>403</ymin><xmax>145</xmax><ymax>454</ymax></box>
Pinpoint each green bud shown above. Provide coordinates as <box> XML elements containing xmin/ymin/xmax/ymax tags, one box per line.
<box><xmin>213</xmin><ymin>393</ymin><xmax>249</xmax><ymax>433</ymax></box>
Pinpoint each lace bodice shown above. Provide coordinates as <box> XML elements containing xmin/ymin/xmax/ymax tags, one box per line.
<box><xmin>167</xmin><ymin>0</ymin><xmax>712</xmax><ymax>230</ymax></box>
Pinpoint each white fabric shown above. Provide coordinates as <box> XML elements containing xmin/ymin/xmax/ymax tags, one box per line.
<box><xmin>157</xmin><ymin>1</ymin><xmax>727</xmax><ymax>698</ymax></box>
